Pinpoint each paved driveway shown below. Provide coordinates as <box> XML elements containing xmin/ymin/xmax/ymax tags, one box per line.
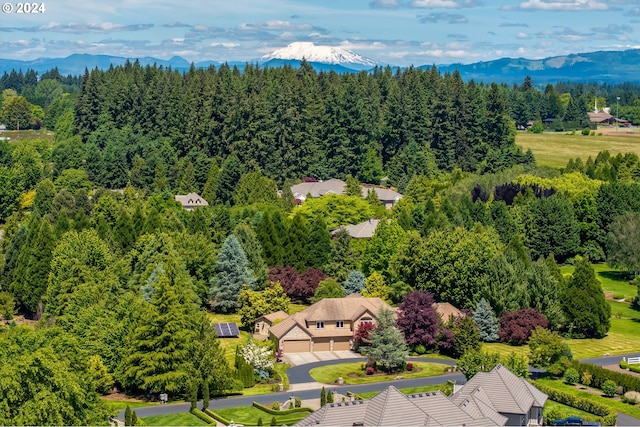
<box><xmin>284</xmin><ymin>350</ymin><xmax>361</xmax><ymax>366</ymax></box>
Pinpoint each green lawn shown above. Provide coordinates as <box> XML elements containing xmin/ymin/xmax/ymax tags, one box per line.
<box><xmin>483</xmin><ymin>317</ymin><xmax>640</xmax><ymax>360</ymax></box>
<box><xmin>101</xmin><ymin>399</ymin><xmax>156</xmax><ymax>413</ymax></box>
<box><xmin>536</xmin><ymin>378</ymin><xmax>640</xmax><ymax>419</ymax></box>
<box><xmin>212</xmin><ymin>405</ymin><xmax>311</xmax><ymax>426</ymax></box>
<box><xmin>1</xmin><ymin>129</ymin><xmax>54</xmax><ymax>143</ymax></box>
<box><xmin>516</xmin><ymin>131</ymin><xmax>640</xmax><ymax>169</ymax></box>
<box><xmin>308</xmin><ymin>362</ymin><xmax>450</xmax><ymax>385</ymax></box>
<box><xmin>560</xmin><ymin>263</ymin><xmax>637</xmax><ymax>301</ymax></box>
<box><xmin>141</xmin><ymin>412</ymin><xmax>210</xmax><ymax>426</ymax></box>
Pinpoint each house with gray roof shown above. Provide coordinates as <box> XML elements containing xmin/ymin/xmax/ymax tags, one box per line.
<box><xmin>451</xmin><ymin>363</ymin><xmax>547</xmax><ymax>426</ymax></box>
<box><xmin>174</xmin><ymin>192</ymin><xmax>209</xmax><ymax>210</ymax></box>
<box><xmin>289</xmin><ymin>179</ymin><xmax>402</xmax><ymax>209</ymax></box>
<box><xmin>341</xmin><ymin>219</ymin><xmax>381</xmax><ymax>239</ymax></box>
<box><xmin>296</xmin><ymin>364</ymin><xmax>547</xmax><ymax>427</ymax></box>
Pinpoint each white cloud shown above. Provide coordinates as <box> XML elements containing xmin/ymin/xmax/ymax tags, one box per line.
<box><xmin>519</xmin><ymin>0</ymin><xmax>608</xmax><ymax>11</ymax></box>
<box><xmin>516</xmin><ymin>32</ymin><xmax>530</xmax><ymax>38</ymax></box>
<box><xmin>411</xmin><ymin>0</ymin><xmax>462</xmax><ymax>8</ymax></box>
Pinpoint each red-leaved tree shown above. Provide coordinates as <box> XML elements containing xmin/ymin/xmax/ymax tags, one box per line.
<box><xmin>396</xmin><ymin>291</ymin><xmax>440</xmax><ymax>350</ymax></box>
<box><xmin>268</xmin><ymin>266</ymin><xmax>326</xmax><ymax>303</ymax></box>
<box><xmin>355</xmin><ymin>322</ymin><xmax>376</xmax><ymax>349</ymax></box>
<box><xmin>498</xmin><ymin>308</ymin><xmax>548</xmax><ymax>345</ymax></box>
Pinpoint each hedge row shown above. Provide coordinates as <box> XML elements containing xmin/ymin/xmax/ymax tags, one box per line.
<box><xmin>534</xmin><ymin>382</ymin><xmax>617</xmax><ymax>426</ymax></box>
<box><xmin>190</xmin><ymin>408</ymin><xmax>217</xmax><ymax>425</ymax></box>
<box><xmin>252</xmin><ymin>401</ymin><xmax>313</xmax><ymax>415</ymax></box>
<box><xmin>571</xmin><ymin>361</ymin><xmax>640</xmax><ymax>393</ymax></box>
<box><xmin>203</xmin><ymin>408</ymin><xmax>231</xmax><ymax>426</ymax></box>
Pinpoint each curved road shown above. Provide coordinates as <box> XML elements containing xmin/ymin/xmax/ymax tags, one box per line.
<box><xmin>128</xmin><ymin>353</ymin><xmax>640</xmax><ymax>420</ymax></box>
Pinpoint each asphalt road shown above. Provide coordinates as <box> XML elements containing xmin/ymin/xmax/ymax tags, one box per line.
<box><xmin>126</xmin><ymin>353</ymin><xmax>640</xmax><ymax>420</ymax></box>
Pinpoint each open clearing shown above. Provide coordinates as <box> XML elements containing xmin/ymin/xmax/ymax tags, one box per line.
<box><xmin>516</xmin><ymin>129</ymin><xmax>640</xmax><ymax>169</ymax></box>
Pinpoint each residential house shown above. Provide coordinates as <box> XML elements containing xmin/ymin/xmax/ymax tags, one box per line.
<box><xmin>340</xmin><ymin>218</ymin><xmax>381</xmax><ymax>239</ymax></box>
<box><xmin>450</xmin><ymin>363</ymin><xmax>547</xmax><ymax>426</ymax></box>
<box><xmin>289</xmin><ymin>179</ymin><xmax>402</xmax><ymax>209</ymax></box>
<box><xmin>174</xmin><ymin>192</ymin><xmax>209</xmax><ymax>210</ymax></box>
<box><xmin>254</xmin><ymin>310</ymin><xmax>288</xmax><ymax>335</ymax></box>
<box><xmin>296</xmin><ymin>385</ymin><xmax>507</xmax><ymax>427</ymax></box>
<box><xmin>361</xmin><ymin>185</ymin><xmax>402</xmax><ymax>209</ymax></box>
<box><xmin>296</xmin><ymin>364</ymin><xmax>547</xmax><ymax>427</ymax></box>
<box><xmin>261</xmin><ymin>294</ymin><xmax>392</xmax><ymax>354</ymax></box>
<box><xmin>434</xmin><ymin>302</ymin><xmax>465</xmax><ymax>322</ymax></box>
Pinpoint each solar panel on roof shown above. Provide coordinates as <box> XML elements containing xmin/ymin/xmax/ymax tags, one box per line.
<box><xmin>212</xmin><ymin>322</ymin><xmax>240</xmax><ymax>337</ymax></box>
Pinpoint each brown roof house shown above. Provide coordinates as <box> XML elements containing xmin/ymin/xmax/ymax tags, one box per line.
<box><xmin>341</xmin><ymin>219</ymin><xmax>382</xmax><ymax>239</ymax></box>
<box><xmin>434</xmin><ymin>302</ymin><xmax>465</xmax><ymax>322</ymax></box>
<box><xmin>262</xmin><ymin>294</ymin><xmax>392</xmax><ymax>354</ymax></box>
<box><xmin>254</xmin><ymin>310</ymin><xmax>288</xmax><ymax>336</ymax></box>
<box><xmin>296</xmin><ymin>364</ymin><xmax>547</xmax><ymax>427</ymax></box>
<box><xmin>174</xmin><ymin>192</ymin><xmax>209</xmax><ymax>210</ymax></box>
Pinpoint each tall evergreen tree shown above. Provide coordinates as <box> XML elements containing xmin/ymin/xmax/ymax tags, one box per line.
<box><xmin>122</xmin><ymin>253</ymin><xmax>202</xmax><ymax>394</ymax></box>
<box><xmin>367</xmin><ymin>308</ymin><xmax>408</xmax><ymax>372</ymax></box>
<box><xmin>234</xmin><ymin>223</ymin><xmax>269</xmax><ymax>289</ymax></box>
<box><xmin>325</xmin><ymin>227</ymin><xmax>358</xmax><ymax>282</ymax></box>
<box><xmin>285</xmin><ymin>213</ymin><xmax>310</xmax><ymax>271</ymax></box>
<box><xmin>216</xmin><ymin>155</ymin><xmax>243</xmax><ymax>205</ymax></box>
<box><xmin>305</xmin><ymin>216</ymin><xmax>331</xmax><ymax>270</ymax></box>
<box><xmin>472</xmin><ymin>298</ymin><xmax>499</xmax><ymax>342</ymax></box>
<box><xmin>562</xmin><ymin>259</ymin><xmax>611</xmax><ymax>338</ymax></box>
<box><xmin>209</xmin><ymin>234</ymin><xmax>257</xmax><ymax>313</ymax></box>
<box><xmin>343</xmin><ymin>270</ymin><xmax>366</xmax><ymax>295</ymax></box>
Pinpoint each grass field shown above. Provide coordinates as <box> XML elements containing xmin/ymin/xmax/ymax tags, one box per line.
<box><xmin>560</xmin><ymin>263</ymin><xmax>637</xmax><ymax>301</ymax></box>
<box><xmin>308</xmin><ymin>362</ymin><xmax>450</xmax><ymax>385</ymax></box>
<box><xmin>516</xmin><ymin>130</ymin><xmax>640</xmax><ymax>169</ymax></box>
<box><xmin>141</xmin><ymin>412</ymin><xmax>210</xmax><ymax>426</ymax></box>
<box><xmin>0</xmin><ymin>129</ymin><xmax>54</xmax><ymax>143</ymax></box>
<box><xmin>212</xmin><ymin>405</ymin><xmax>311</xmax><ymax>426</ymax></box>
<box><xmin>101</xmin><ymin>399</ymin><xmax>156</xmax><ymax>413</ymax></box>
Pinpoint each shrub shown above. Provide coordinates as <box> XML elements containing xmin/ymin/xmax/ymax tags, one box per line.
<box><xmin>366</xmin><ymin>366</ymin><xmax>375</xmax><ymax>375</ymax></box>
<box><xmin>582</xmin><ymin>127</ymin><xmax>591</xmax><ymax>136</ymax></box>
<box><xmin>270</xmin><ymin>416</ymin><xmax>277</xmax><ymax>426</ymax></box>
<box><xmin>406</xmin><ymin>362</ymin><xmax>414</xmax><ymax>371</ymax></box>
<box><xmin>613</xmin><ymin>293</ymin><xmax>624</xmax><ymax>300</ymax></box>
<box><xmin>602</xmin><ymin>380</ymin><xmax>618</xmax><ymax>397</ymax></box>
<box><xmin>570</xmin><ymin>361</ymin><xmax>640</xmax><ymax>393</ymax></box>
<box><xmin>272</xmin><ymin>401</ymin><xmax>280</xmax><ymax>411</ymax></box>
<box><xmin>498</xmin><ymin>308</ymin><xmax>548</xmax><ymax>345</ymax></box>
<box><xmin>295</xmin><ymin>396</ymin><xmax>301</xmax><ymax>408</ymax></box>
<box><xmin>581</xmin><ymin>371</ymin><xmax>592</xmax><ymax>387</ymax></box>
<box><xmin>620</xmin><ymin>359</ymin><xmax>629</xmax><ymax>370</ymax></box>
<box><xmin>534</xmin><ymin>381</ymin><xmax>617</xmax><ymax>426</ymax></box>
<box><xmin>629</xmin><ymin>365</ymin><xmax>640</xmax><ymax>374</ymax></box>
<box><xmin>414</xmin><ymin>344</ymin><xmax>426</xmax><ymax>355</ymax></box>
<box><xmin>564</xmin><ymin>368</ymin><xmax>580</xmax><ymax>384</ymax></box>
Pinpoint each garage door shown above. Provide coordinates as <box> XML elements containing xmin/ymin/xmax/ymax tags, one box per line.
<box><xmin>283</xmin><ymin>340</ymin><xmax>310</xmax><ymax>353</ymax></box>
<box><xmin>333</xmin><ymin>338</ymin><xmax>351</xmax><ymax>351</ymax></box>
<box><xmin>314</xmin><ymin>338</ymin><xmax>331</xmax><ymax>351</ymax></box>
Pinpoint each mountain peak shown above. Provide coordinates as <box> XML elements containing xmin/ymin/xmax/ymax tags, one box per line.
<box><xmin>261</xmin><ymin>42</ymin><xmax>377</xmax><ymax>67</ymax></box>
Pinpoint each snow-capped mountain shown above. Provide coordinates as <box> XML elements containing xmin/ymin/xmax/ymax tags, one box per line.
<box><xmin>261</xmin><ymin>42</ymin><xmax>378</xmax><ymax>67</ymax></box>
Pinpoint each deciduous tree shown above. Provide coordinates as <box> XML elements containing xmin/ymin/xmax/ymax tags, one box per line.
<box><xmin>396</xmin><ymin>291</ymin><xmax>440</xmax><ymax>350</ymax></box>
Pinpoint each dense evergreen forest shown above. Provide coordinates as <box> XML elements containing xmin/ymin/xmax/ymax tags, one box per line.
<box><xmin>1</xmin><ymin>61</ymin><xmax>640</xmax><ymax>424</ymax></box>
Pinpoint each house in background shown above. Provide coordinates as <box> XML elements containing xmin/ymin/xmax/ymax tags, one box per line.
<box><xmin>174</xmin><ymin>192</ymin><xmax>209</xmax><ymax>210</ymax></box>
<box><xmin>289</xmin><ymin>179</ymin><xmax>402</xmax><ymax>209</ymax></box>
<box><xmin>259</xmin><ymin>294</ymin><xmax>392</xmax><ymax>354</ymax></box>
<box><xmin>340</xmin><ymin>218</ymin><xmax>381</xmax><ymax>239</ymax></box>
<box><xmin>434</xmin><ymin>302</ymin><xmax>466</xmax><ymax>322</ymax></box>
<box><xmin>296</xmin><ymin>364</ymin><xmax>547</xmax><ymax>427</ymax></box>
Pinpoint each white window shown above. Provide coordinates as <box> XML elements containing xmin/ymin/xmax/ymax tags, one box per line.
<box><xmin>316</xmin><ymin>321</ymin><xmax>325</xmax><ymax>329</ymax></box>
<box><xmin>336</xmin><ymin>321</ymin><xmax>344</xmax><ymax>329</ymax></box>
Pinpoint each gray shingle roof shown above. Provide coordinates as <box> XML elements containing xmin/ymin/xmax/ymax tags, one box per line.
<box><xmin>451</xmin><ymin>364</ymin><xmax>547</xmax><ymax>415</ymax></box>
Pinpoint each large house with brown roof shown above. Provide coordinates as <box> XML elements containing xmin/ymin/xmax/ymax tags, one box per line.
<box><xmin>258</xmin><ymin>294</ymin><xmax>392</xmax><ymax>354</ymax></box>
<box><xmin>296</xmin><ymin>364</ymin><xmax>547</xmax><ymax>427</ymax></box>
<box><xmin>174</xmin><ymin>192</ymin><xmax>209</xmax><ymax>210</ymax></box>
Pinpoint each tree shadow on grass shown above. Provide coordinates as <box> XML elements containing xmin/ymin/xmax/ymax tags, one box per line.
<box><xmin>599</xmin><ymin>270</ymin><xmax>634</xmax><ymax>282</ymax></box>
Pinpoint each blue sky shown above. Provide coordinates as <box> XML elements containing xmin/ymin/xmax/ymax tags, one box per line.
<box><xmin>1</xmin><ymin>0</ymin><xmax>639</xmax><ymax>65</ymax></box>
